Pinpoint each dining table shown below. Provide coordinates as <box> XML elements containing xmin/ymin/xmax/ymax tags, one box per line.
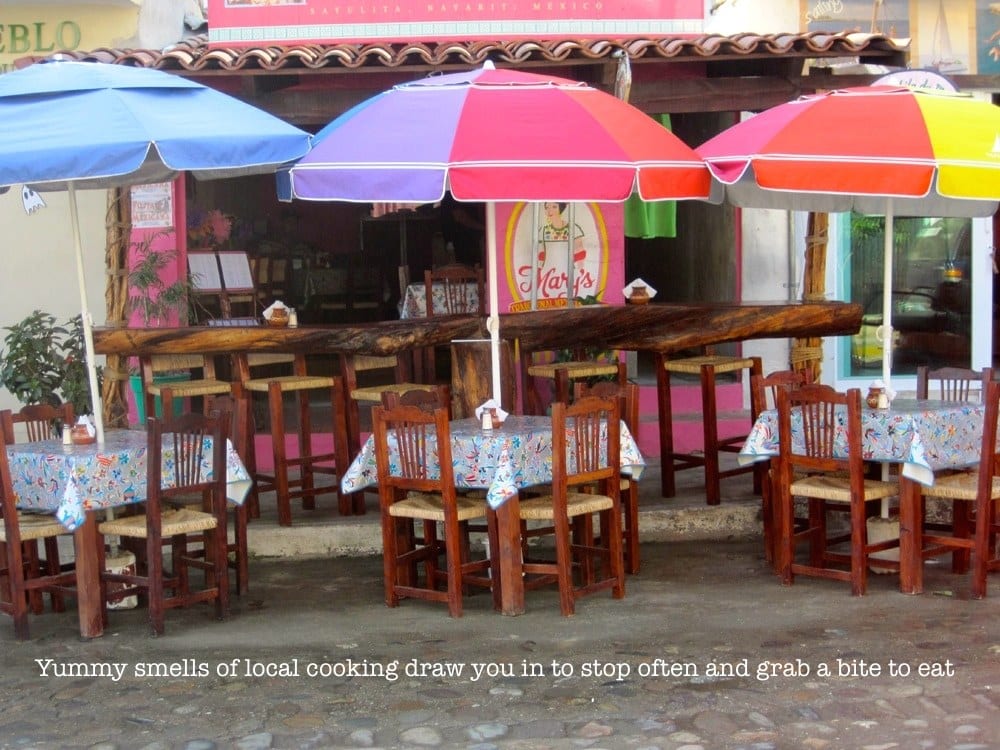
<box><xmin>738</xmin><ymin>397</ymin><xmax>987</xmax><ymax>594</ymax></box>
<box><xmin>6</xmin><ymin>429</ymin><xmax>253</xmax><ymax>638</ymax></box>
<box><xmin>398</xmin><ymin>281</ymin><xmax>481</xmax><ymax>319</ymax></box>
<box><xmin>341</xmin><ymin>414</ymin><xmax>646</xmax><ymax>615</ymax></box>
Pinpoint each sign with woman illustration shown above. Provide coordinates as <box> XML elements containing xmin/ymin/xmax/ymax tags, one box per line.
<box><xmin>499</xmin><ymin>201</ymin><xmax>623</xmax><ymax>313</ymax></box>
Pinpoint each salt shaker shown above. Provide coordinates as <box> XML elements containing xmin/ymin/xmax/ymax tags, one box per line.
<box><xmin>481</xmin><ymin>410</ymin><xmax>493</xmax><ymax>430</ymax></box>
<box><xmin>62</xmin><ymin>423</ymin><xmax>72</xmax><ymax>446</ymax></box>
<box><xmin>288</xmin><ymin>307</ymin><xmax>298</xmax><ymax>327</ymax></box>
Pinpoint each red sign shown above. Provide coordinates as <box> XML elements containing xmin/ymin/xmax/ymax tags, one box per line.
<box><xmin>208</xmin><ymin>0</ymin><xmax>705</xmax><ymax>46</ymax></box>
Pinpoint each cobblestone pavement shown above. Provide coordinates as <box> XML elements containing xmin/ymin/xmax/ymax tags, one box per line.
<box><xmin>2</xmin><ymin>539</ymin><xmax>997</xmax><ymax>750</ymax></box>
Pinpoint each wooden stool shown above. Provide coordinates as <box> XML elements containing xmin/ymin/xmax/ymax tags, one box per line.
<box><xmin>235</xmin><ymin>353</ymin><xmax>353</xmax><ymax>523</ymax></box>
<box><xmin>655</xmin><ymin>353</ymin><xmax>762</xmax><ymax>505</ymax></box>
<box><xmin>523</xmin><ymin>357</ymin><xmax>626</xmax><ymax>415</ymax></box>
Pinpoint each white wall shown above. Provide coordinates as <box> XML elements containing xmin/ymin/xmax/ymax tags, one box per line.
<box><xmin>0</xmin><ymin>189</ymin><xmax>108</xmax><ymax>412</ymax></box>
<box><xmin>704</xmin><ymin>0</ymin><xmax>799</xmax><ymax>35</ymax></box>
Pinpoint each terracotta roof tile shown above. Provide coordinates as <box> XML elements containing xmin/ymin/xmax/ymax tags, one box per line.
<box><xmin>26</xmin><ymin>31</ymin><xmax>907</xmax><ymax>74</ymax></box>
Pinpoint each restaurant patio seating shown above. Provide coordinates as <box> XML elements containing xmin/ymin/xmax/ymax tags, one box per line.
<box><xmin>749</xmin><ymin>370</ymin><xmax>809</xmax><ymax>568</ymax></box>
<box><xmin>915</xmin><ymin>379</ymin><xmax>1000</xmax><ymax>598</ymax></box>
<box><xmin>774</xmin><ymin>384</ymin><xmax>900</xmax><ymax>596</ymax></box>
<box><xmin>0</xmin><ymin>414</ymin><xmax>77</xmax><ymax>640</ymax></box>
<box><xmin>98</xmin><ymin>413</ymin><xmax>229</xmax><ymax>636</ymax></box>
<box><xmin>2</xmin><ymin>403</ymin><xmax>76</xmax><ymax>615</ymax></box>
<box><xmin>372</xmin><ymin>400</ymin><xmax>494</xmax><ymax>617</ymax></box>
<box><xmin>517</xmin><ymin>394</ymin><xmax>625</xmax><ymax>615</ymax></box>
<box><xmin>656</xmin><ymin>350</ymin><xmax>762</xmax><ymax>505</ymax></box>
<box><xmin>915</xmin><ymin>365</ymin><xmax>993</xmax><ymax>401</ymax></box>
<box><xmin>235</xmin><ymin>352</ymin><xmax>352</xmax><ymax>522</ymax></box>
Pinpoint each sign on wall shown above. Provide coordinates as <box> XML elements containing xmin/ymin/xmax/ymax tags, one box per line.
<box><xmin>498</xmin><ymin>202</ymin><xmax>624</xmax><ymax>313</ymax></box>
<box><xmin>208</xmin><ymin>0</ymin><xmax>706</xmax><ymax>45</ymax></box>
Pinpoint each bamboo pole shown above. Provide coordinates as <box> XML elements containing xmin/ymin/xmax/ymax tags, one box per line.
<box><xmin>101</xmin><ymin>188</ymin><xmax>132</xmax><ymax>428</ymax></box>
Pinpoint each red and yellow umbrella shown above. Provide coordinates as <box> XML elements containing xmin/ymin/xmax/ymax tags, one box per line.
<box><xmin>698</xmin><ymin>85</ymin><xmax>1000</xmax><ymax>390</ymax></box>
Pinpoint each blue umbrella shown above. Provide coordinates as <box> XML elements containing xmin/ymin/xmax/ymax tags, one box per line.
<box><xmin>0</xmin><ymin>59</ymin><xmax>312</xmax><ymax>443</ymax></box>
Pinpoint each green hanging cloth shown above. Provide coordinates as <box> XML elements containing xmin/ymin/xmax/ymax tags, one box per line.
<box><xmin>624</xmin><ymin>114</ymin><xmax>677</xmax><ymax>239</ymax></box>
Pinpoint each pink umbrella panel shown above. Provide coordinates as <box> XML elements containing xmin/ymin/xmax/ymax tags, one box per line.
<box><xmin>279</xmin><ymin>62</ymin><xmax>713</xmax><ymax>403</ymax></box>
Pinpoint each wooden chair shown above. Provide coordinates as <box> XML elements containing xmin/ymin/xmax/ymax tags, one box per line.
<box><xmin>774</xmin><ymin>385</ymin><xmax>899</xmax><ymax>596</ymax></box>
<box><xmin>420</xmin><ymin>263</ymin><xmax>485</xmax><ymax>383</ymax></box>
<box><xmin>916</xmin><ymin>379</ymin><xmax>1000</xmax><ymax>598</ymax></box>
<box><xmin>574</xmin><ymin>379</ymin><xmax>642</xmax><ymax>574</ymax></box>
<box><xmin>372</xmin><ymin>400</ymin><xmax>494</xmax><ymax>617</ymax></box>
<box><xmin>517</xmin><ymin>395</ymin><xmax>626</xmax><ymax>615</ymax></box>
<box><xmin>234</xmin><ymin>353</ymin><xmax>353</xmax><ymax>522</ymax></box>
<box><xmin>160</xmin><ymin>395</ymin><xmax>252</xmax><ymax>596</ymax></box>
<box><xmin>140</xmin><ymin>353</ymin><xmax>234</xmax><ymax>423</ymax></box>
<box><xmin>0</xmin><ymin>414</ymin><xmax>77</xmax><ymax>640</ymax></box>
<box><xmin>916</xmin><ymin>366</ymin><xmax>993</xmax><ymax>402</ymax></box>
<box><xmin>340</xmin><ymin>353</ymin><xmax>435</xmax><ymax>458</ymax></box>
<box><xmin>749</xmin><ymin>370</ymin><xmax>808</xmax><ymax>568</ymax></box>
<box><xmin>656</xmin><ymin>349</ymin><xmax>762</xmax><ymax>505</ymax></box>
<box><xmin>97</xmin><ymin>413</ymin><xmax>229</xmax><ymax>636</ymax></box>
<box><xmin>2</xmin><ymin>403</ymin><xmax>75</xmax><ymax>615</ymax></box>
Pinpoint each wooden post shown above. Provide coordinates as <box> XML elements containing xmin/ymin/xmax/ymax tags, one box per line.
<box><xmin>791</xmin><ymin>212</ymin><xmax>829</xmax><ymax>383</ymax></box>
<box><xmin>450</xmin><ymin>339</ymin><xmax>515</xmax><ymax>419</ymax></box>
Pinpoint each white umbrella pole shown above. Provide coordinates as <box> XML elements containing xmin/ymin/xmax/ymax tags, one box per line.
<box><xmin>880</xmin><ymin>198</ymin><xmax>895</xmax><ymax>396</ymax></box>
<box><xmin>880</xmin><ymin>198</ymin><xmax>895</xmax><ymax>517</ymax></box>
<box><xmin>485</xmin><ymin>202</ymin><xmax>502</xmax><ymax>405</ymax></box>
<box><xmin>68</xmin><ymin>183</ymin><xmax>105</xmax><ymax>446</ymax></box>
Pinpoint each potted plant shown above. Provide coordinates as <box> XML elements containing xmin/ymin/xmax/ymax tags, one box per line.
<box><xmin>0</xmin><ymin>310</ymin><xmax>98</xmax><ymax>416</ymax></box>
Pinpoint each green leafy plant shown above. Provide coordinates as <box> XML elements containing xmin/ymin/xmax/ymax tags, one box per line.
<box><xmin>0</xmin><ymin>310</ymin><xmax>100</xmax><ymax>414</ymax></box>
<box><xmin>128</xmin><ymin>232</ymin><xmax>204</xmax><ymax>326</ymax></box>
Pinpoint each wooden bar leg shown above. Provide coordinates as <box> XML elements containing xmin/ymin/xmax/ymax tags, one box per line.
<box><xmin>494</xmin><ymin>495</ymin><xmax>524</xmax><ymax>615</ymax></box>
<box><xmin>700</xmin><ymin>363</ymin><xmax>721</xmax><ymax>506</ymax></box>
<box><xmin>269</xmin><ymin>382</ymin><xmax>292</xmax><ymax>527</ymax></box>
<box><xmin>297</xmin><ymin>389</ymin><xmax>316</xmax><ymax>512</ymax></box>
<box><xmin>74</xmin><ymin>512</ymin><xmax>104</xmax><ymax>639</ymax></box>
<box><xmin>898</xmin><ymin>477</ymin><xmax>923</xmax><ymax>595</ymax></box>
<box><xmin>656</xmin><ymin>353</ymin><xmax>676</xmax><ymax>498</ymax></box>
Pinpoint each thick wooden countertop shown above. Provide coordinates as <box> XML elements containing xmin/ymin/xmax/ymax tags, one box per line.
<box><xmin>93</xmin><ymin>301</ymin><xmax>861</xmax><ymax>357</ymax></box>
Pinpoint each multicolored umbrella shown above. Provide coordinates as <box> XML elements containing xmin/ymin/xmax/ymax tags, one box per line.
<box><xmin>0</xmin><ymin>59</ymin><xmax>312</xmax><ymax>443</ymax></box>
<box><xmin>279</xmin><ymin>62</ymin><xmax>712</xmax><ymax>405</ymax></box>
<box><xmin>697</xmin><ymin>85</ymin><xmax>1000</xmax><ymax>391</ymax></box>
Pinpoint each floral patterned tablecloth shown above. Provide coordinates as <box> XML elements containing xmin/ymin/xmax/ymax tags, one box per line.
<box><xmin>398</xmin><ymin>282</ymin><xmax>481</xmax><ymax>319</ymax></box>
<box><xmin>7</xmin><ymin>429</ymin><xmax>253</xmax><ymax>531</ymax></box>
<box><xmin>738</xmin><ymin>398</ymin><xmax>985</xmax><ymax>485</ymax></box>
<box><xmin>341</xmin><ymin>415</ymin><xmax>645</xmax><ymax>509</ymax></box>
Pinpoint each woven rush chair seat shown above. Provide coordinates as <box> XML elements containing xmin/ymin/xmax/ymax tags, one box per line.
<box><xmin>352</xmin><ymin>381</ymin><xmax>437</xmax><ymax>403</ymax></box>
<box><xmin>389</xmin><ymin>493</ymin><xmax>488</xmax><ymax>521</ymax></box>
<box><xmin>100</xmin><ymin>507</ymin><xmax>217</xmax><ymax>538</ymax></box>
<box><xmin>518</xmin><ymin>492</ymin><xmax>615</xmax><ymax>520</ymax></box>
<box><xmin>790</xmin><ymin>474</ymin><xmax>899</xmax><ymax>503</ymax></box>
<box><xmin>922</xmin><ymin>471</ymin><xmax>1000</xmax><ymax>500</ymax></box>
<box><xmin>523</xmin><ymin>356</ymin><xmax>627</xmax><ymax>417</ymax></box>
<box><xmin>242</xmin><ymin>374</ymin><xmax>337</xmax><ymax>393</ymax></box>
<box><xmin>527</xmin><ymin>360</ymin><xmax>621</xmax><ymax>380</ymax></box>
<box><xmin>656</xmin><ymin>350</ymin><xmax>762</xmax><ymax>505</ymax></box>
<box><xmin>2</xmin><ymin>513</ymin><xmax>70</xmax><ymax>541</ymax></box>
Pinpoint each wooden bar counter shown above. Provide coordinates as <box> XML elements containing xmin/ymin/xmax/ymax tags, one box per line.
<box><xmin>93</xmin><ymin>301</ymin><xmax>862</xmax><ymax>358</ymax></box>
